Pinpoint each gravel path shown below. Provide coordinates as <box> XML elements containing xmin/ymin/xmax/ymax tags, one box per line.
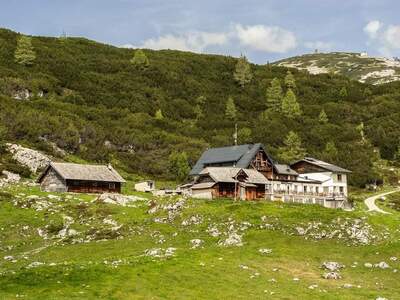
<box><xmin>364</xmin><ymin>190</ymin><xmax>399</xmax><ymax>214</ymax></box>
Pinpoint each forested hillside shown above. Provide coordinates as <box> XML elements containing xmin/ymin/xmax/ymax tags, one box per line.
<box><xmin>1</xmin><ymin>28</ymin><xmax>400</xmax><ymax>186</ymax></box>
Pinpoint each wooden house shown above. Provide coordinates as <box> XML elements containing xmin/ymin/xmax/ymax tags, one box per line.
<box><xmin>190</xmin><ymin>167</ymin><xmax>269</xmax><ymax>200</ymax></box>
<box><xmin>189</xmin><ymin>143</ymin><xmax>295</xmax><ymax>181</ymax></box>
<box><xmin>38</xmin><ymin>162</ymin><xmax>125</xmax><ymax>193</ymax></box>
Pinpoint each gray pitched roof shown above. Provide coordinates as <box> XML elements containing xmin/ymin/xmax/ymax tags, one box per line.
<box><xmin>190</xmin><ymin>143</ymin><xmax>269</xmax><ymax>176</ymax></box>
<box><xmin>199</xmin><ymin>167</ymin><xmax>269</xmax><ymax>185</ymax></box>
<box><xmin>292</xmin><ymin>157</ymin><xmax>351</xmax><ymax>173</ymax></box>
<box><xmin>41</xmin><ymin>162</ymin><xmax>126</xmax><ymax>183</ymax></box>
<box><xmin>275</xmin><ymin>164</ymin><xmax>298</xmax><ymax>176</ymax></box>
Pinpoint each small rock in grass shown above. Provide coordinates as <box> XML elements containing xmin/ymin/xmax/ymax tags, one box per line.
<box><xmin>190</xmin><ymin>239</ymin><xmax>203</xmax><ymax>249</ymax></box>
<box><xmin>343</xmin><ymin>283</ymin><xmax>353</xmax><ymax>288</ymax></box>
<box><xmin>323</xmin><ymin>272</ymin><xmax>341</xmax><ymax>280</ymax></box>
<box><xmin>258</xmin><ymin>248</ymin><xmax>272</xmax><ymax>255</ymax></box>
<box><xmin>374</xmin><ymin>262</ymin><xmax>390</xmax><ymax>269</ymax></box>
<box><xmin>364</xmin><ymin>263</ymin><xmax>373</xmax><ymax>268</ymax></box>
<box><xmin>308</xmin><ymin>284</ymin><xmax>318</xmax><ymax>290</ymax></box>
<box><xmin>390</xmin><ymin>256</ymin><xmax>397</xmax><ymax>261</ymax></box>
<box><xmin>322</xmin><ymin>261</ymin><xmax>343</xmax><ymax>272</ymax></box>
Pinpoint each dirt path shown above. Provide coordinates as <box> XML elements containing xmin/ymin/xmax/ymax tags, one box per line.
<box><xmin>364</xmin><ymin>189</ymin><xmax>399</xmax><ymax>214</ymax></box>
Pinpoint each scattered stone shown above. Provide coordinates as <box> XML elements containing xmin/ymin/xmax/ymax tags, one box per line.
<box><xmin>308</xmin><ymin>284</ymin><xmax>318</xmax><ymax>290</ymax></box>
<box><xmin>390</xmin><ymin>256</ymin><xmax>397</xmax><ymax>261</ymax></box>
<box><xmin>190</xmin><ymin>239</ymin><xmax>203</xmax><ymax>249</ymax></box>
<box><xmin>322</xmin><ymin>261</ymin><xmax>343</xmax><ymax>272</ymax></box>
<box><xmin>96</xmin><ymin>193</ymin><xmax>145</xmax><ymax>206</ymax></box>
<box><xmin>323</xmin><ymin>272</ymin><xmax>342</xmax><ymax>280</ymax></box>
<box><xmin>218</xmin><ymin>232</ymin><xmax>242</xmax><ymax>247</ymax></box>
<box><xmin>364</xmin><ymin>263</ymin><xmax>373</xmax><ymax>268</ymax></box>
<box><xmin>374</xmin><ymin>262</ymin><xmax>390</xmax><ymax>269</ymax></box>
<box><xmin>343</xmin><ymin>283</ymin><xmax>353</xmax><ymax>288</ymax></box>
<box><xmin>258</xmin><ymin>248</ymin><xmax>272</xmax><ymax>255</ymax></box>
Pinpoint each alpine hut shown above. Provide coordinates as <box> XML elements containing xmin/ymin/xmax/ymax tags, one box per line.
<box><xmin>38</xmin><ymin>162</ymin><xmax>125</xmax><ymax>193</ymax></box>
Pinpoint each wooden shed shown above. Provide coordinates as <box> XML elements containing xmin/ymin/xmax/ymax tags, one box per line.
<box><xmin>38</xmin><ymin>162</ymin><xmax>125</xmax><ymax>193</ymax></box>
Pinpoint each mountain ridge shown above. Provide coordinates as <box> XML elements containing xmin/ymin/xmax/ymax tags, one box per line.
<box><xmin>274</xmin><ymin>52</ymin><xmax>400</xmax><ymax>85</ymax></box>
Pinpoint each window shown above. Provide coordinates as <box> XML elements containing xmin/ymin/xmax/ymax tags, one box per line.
<box><xmin>316</xmin><ymin>187</ymin><xmax>319</xmax><ymax>194</ymax></box>
<box><xmin>337</xmin><ymin>174</ymin><xmax>342</xmax><ymax>182</ymax></box>
<box><xmin>339</xmin><ymin>186</ymin><xmax>344</xmax><ymax>194</ymax></box>
<box><xmin>109</xmin><ymin>183</ymin><xmax>116</xmax><ymax>189</ymax></box>
<box><xmin>303</xmin><ymin>186</ymin><xmax>307</xmax><ymax>193</ymax></box>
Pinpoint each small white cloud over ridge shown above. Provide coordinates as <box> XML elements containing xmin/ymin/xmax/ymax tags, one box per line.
<box><xmin>235</xmin><ymin>24</ymin><xmax>297</xmax><ymax>53</ymax></box>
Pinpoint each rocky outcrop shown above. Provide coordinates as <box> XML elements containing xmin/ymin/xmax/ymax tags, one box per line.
<box><xmin>6</xmin><ymin>144</ymin><xmax>51</xmax><ymax>173</ymax></box>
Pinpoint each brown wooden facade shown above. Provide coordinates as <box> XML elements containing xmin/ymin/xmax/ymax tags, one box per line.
<box><xmin>66</xmin><ymin>180</ymin><xmax>121</xmax><ymax>193</ymax></box>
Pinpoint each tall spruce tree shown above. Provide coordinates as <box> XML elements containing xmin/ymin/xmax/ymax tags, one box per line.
<box><xmin>233</xmin><ymin>55</ymin><xmax>252</xmax><ymax>87</ymax></box>
<box><xmin>225</xmin><ymin>97</ymin><xmax>237</xmax><ymax>120</ymax></box>
<box><xmin>281</xmin><ymin>88</ymin><xmax>301</xmax><ymax>118</ymax></box>
<box><xmin>278</xmin><ymin>131</ymin><xmax>306</xmax><ymax>163</ymax></box>
<box><xmin>284</xmin><ymin>70</ymin><xmax>296</xmax><ymax>89</ymax></box>
<box><xmin>14</xmin><ymin>36</ymin><xmax>36</xmax><ymax>66</ymax></box>
<box><xmin>266</xmin><ymin>78</ymin><xmax>283</xmax><ymax>112</ymax></box>
<box><xmin>322</xmin><ymin>141</ymin><xmax>339</xmax><ymax>163</ymax></box>
<box><xmin>318</xmin><ymin>109</ymin><xmax>329</xmax><ymax>124</ymax></box>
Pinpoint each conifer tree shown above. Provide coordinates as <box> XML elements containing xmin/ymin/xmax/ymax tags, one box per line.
<box><xmin>318</xmin><ymin>109</ymin><xmax>329</xmax><ymax>124</ymax></box>
<box><xmin>14</xmin><ymin>36</ymin><xmax>36</xmax><ymax>66</ymax></box>
<box><xmin>281</xmin><ymin>88</ymin><xmax>301</xmax><ymax>118</ymax></box>
<box><xmin>155</xmin><ymin>109</ymin><xmax>164</xmax><ymax>120</ymax></box>
<box><xmin>394</xmin><ymin>145</ymin><xmax>400</xmax><ymax>162</ymax></box>
<box><xmin>339</xmin><ymin>86</ymin><xmax>348</xmax><ymax>99</ymax></box>
<box><xmin>131</xmin><ymin>49</ymin><xmax>150</xmax><ymax>68</ymax></box>
<box><xmin>169</xmin><ymin>151</ymin><xmax>190</xmax><ymax>181</ymax></box>
<box><xmin>284</xmin><ymin>70</ymin><xmax>296</xmax><ymax>89</ymax></box>
<box><xmin>238</xmin><ymin>127</ymin><xmax>252</xmax><ymax>144</ymax></box>
<box><xmin>278</xmin><ymin>131</ymin><xmax>306</xmax><ymax>163</ymax></box>
<box><xmin>233</xmin><ymin>55</ymin><xmax>252</xmax><ymax>87</ymax></box>
<box><xmin>225</xmin><ymin>97</ymin><xmax>237</xmax><ymax>120</ymax></box>
<box><xmin>266</xmin><ymin>78</ymin><xmax>283</xmax><ymax>112</ymax></box>
<box><xmin>322</xmin><ymin>141</ymin><xmax>339</xmax><ymax>163</ymax></box>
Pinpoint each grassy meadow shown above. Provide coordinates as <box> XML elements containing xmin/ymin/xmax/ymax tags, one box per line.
<box><xmin>0</xmin><ymin>183</ymin><xmax>399</xmax><ymax>299</ymax></box>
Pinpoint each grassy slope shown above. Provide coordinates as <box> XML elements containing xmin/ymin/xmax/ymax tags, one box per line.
<box><xmin>0</xmin><ymin>184</ymin><xmax>399</xmax><ymax>299</ymax></box>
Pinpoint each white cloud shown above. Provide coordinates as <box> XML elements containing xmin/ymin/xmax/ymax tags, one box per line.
<box><xmin>304</xmin><ymin>41</ymin><xmax>333</xmax><ymax>51</ymax></box>
<box><xmin>383</xmin><ymin>25</ymin><xmax>400</xmax><ymax>49</ymax></box>
<box><xmin>363</xmin><ymin>21</ymin><xmax>400</xmax><ymax>56</ymax></box>
<box><xmin>235</xmin><ymin>24</ymin><xmax>297</xmax><ymax>53</ymax></box>
<box><xmin>364</xmin><ymin>20</ymin><xmax>382</xmax><ymax>39</ymax></box>
<box><xmin>128</xmin><ymin>31</ymin><xmax>229</xmax><ymax>52</ymax></box>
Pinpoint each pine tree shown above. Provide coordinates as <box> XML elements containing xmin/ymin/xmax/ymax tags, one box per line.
<box><xmin>238</xmin><ymin>127</ymin><xmax>252</xmax><ymax>144</ymax></box>
<box><xmin>339</xmin><ymin>86</ymin><xmax>348</xmax><ymax>99</ymax></box>
<box><xmin>14</xmin><ymin>36</ymin><xmax>36</xmax><ymax>66</ymax></box>
<box><xmin>131</xmin><ymin>49</ymin><xmax>150</xmax><ymax>68</ymax></box>
<box><xmin>194</xmin><ymin>104</ymin><xmax>203</xmax><ymax>120</ymax></box>
<box><xmin>356</xmin><ymin>122</ymin><xmax>366</xmax><ymax>143</ymax></box>
<box><xmin>225</xmin><ymin>97</ymin><xmax>237</xmax><ymax>120</ymax></box>
<box><xmin>284</xmin><ymin>70</ymin><xmax>296</xmax><ymax>89</ymax></box>
<box><xmin>318</xmin><ymin>109</ymin><xmax>329</xmax><ymax>124</ymax></box>
<box><xmin>233</xmin><ymin>55</ymin><xmax>252</xmax><ymax>87</ymax></box>
<box><xmin>155</xmin><ymin>109</ymin><xmax>164</xmax><ymax>120</ymax></box>
<box><xmin>281</xmin><ymin>88</ymin><xmax>301</xmax><ymax>118</ymax></box>
<box><xmin>169</xmin><ymin>151</ymin><xmax>190</xmax><ymax>181</ymax></box>
<box><xmin>394</xmin><ymin>145</ymin><xmax>400</xmax><ymax>162</ymax></box>
<box><xmin>322</xmin><ymin>141</ymin><xmax>339</xmax><ymax>163</ymax></box>
<box><xmin>266</xmin><ymin>78</ymin><xmax>283</xmax><ymax>112</ymax></box>
<box><xmin>278</xmin><ymin>131</ymin><xmax>306</xmax><ymax>163</ymax></box>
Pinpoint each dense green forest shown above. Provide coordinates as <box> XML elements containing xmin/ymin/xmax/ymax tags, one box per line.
<box><xmin>1</xmin><ymin>28</ymin><xmax>400</xmax><ymax>186</ymax></box>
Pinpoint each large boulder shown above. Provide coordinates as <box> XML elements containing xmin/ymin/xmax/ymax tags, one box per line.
<box><xmin>6</xmin><ymin>144</ymin><xmax>51</xmax><ymax>173</ymax></box>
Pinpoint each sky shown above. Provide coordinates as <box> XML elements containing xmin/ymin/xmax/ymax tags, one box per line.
<box><xmin>1</xmin><ymin>0</ymin><xmax>400</xmax><ymax>63</ymax></box>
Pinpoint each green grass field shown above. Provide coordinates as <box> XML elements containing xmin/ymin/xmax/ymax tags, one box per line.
<box><xmin>0</xmin><ymin>184</ymin><xmax>399</xmax><ymax>299</ymax></box>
